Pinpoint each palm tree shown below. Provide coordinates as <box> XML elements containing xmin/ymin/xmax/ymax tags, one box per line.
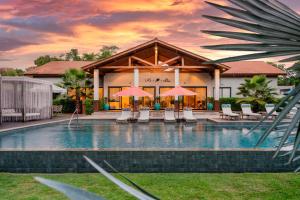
<box><xmin>237</xmin><ymin>75</ymin><xmax>277</xmax><ymax>111</ymax></box>
<box><xmin>60</xmin><ymin>69</ymin><xmax>89</xmax><ymax>111</ymax></box>
<box><xmin>202</xmin><ymin>0</ymin><xmax>300</xmax><ymax>170</ymax></box>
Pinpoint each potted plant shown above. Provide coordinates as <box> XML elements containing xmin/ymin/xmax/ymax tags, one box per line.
<box><xmin>207</xmin><ymin>97</ymin><xmax>214</xmax><ymax>111</ymax></box>
<box><xmin>154</xmin><ymin>96</ymin><xmax>161</xmax><ymax>110</ymax></box>
<box><xmin>103</xmin><ymin>97</ymin><xmax>110</xmax><ymax>111</ymax></box>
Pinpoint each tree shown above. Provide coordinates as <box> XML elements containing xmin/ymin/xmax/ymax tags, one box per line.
<box><xmin>0</xmin><ymin>68</ymin><xmax>24</xmax><ymax>76</ymax></box>
<box><xmin>268</xmin><ymin>62</ymin><xmax>300</xmax><ymax>86</ymax></box>
<box><xmin>59</xmin><ymin>69</ymin><xmax>90</xmax><ymax>111</ymax></box>
<box><xmin>65</xmin><ymin>49</ymin><xmax>82</xmax><ymax>61</ymax></box>
<box><xmin>82</xmin><ymin>53</ymin><xmax>97</xmax><ymax>61</ymax></box>
<box><xmin>34</xmin><ymin>55</ymin><xmax>62</xmax><ymax>66</ymax></box>
<box><xmin>237</xmin><ymin>76</ymin><xmax>277</xmax><ymax>111</ymax></box>
<box><xmin>97</xmin><ymin>45</ymin><xmax>119</xmax><ymax>60</ymax></box>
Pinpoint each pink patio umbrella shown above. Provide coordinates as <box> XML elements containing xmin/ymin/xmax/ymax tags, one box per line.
<box><xmin>113</xmin><ymin>86</ymin><xmax>153</xmax><ymax>118</ymax></box>
<box><xmin>160</xmin><ymin>86</ymin><xmax>197</xmax><ymax>119</ymax></box>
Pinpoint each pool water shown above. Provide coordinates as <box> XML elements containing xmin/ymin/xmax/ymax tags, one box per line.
<box><xmin>0</xmin><ymin>120</ymin><xmax>279</xmax><ymax>150</ymax></box>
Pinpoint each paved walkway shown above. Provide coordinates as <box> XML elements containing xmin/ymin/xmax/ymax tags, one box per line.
<box><xmin>0</xmin><ymin>114</ymin><xmax>73</xmax><ymax>132</ymax></box>
<box><xmin>81</xmin><ymin>111</ymin><xmax>220</xmax><ymax>120</ymax></box>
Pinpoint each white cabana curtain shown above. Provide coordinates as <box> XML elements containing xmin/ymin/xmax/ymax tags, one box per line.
<box><xmin>0</xmin><ymin>77</ymin><xmax>53</xmax><ymax>122</ymax></box>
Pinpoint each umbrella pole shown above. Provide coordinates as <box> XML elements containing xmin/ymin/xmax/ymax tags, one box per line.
<box><xmin>177</xmin><ymin>97</ymin><xmax>180</xmax><ymax>121</ymax></box>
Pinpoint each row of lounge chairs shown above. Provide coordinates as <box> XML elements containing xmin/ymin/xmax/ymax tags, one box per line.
<box><xmin>221</xmin><ymin>103</ymin><xmax>278</xmax><ymax>120</ymax></box>
<box><xmin>116</xmin><ymin>107</ymin><xmax>197</xmax><ymax>123</ymax></box>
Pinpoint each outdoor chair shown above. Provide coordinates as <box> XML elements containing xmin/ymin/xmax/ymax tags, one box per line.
<box><xmin>241</xmin><ymin>104</ymin><xmax>261</xmax><ymax>120</ymax></box>
<box><xmin>221</xmin><ymin>104</ymin><xmax>240</xmax><ymax>120</ymax></box>
<box><xmin>116</xmin><ymin>108</ymin><xmax>132</xmax><ymax>123</ymax></box>
<box><xmin>137</xmin><ymin>107</ymin><xmax>150</xmax><ymax>123</ymax></box>
<box><xmin>265</xmin><ymin>104</ymin><xmax>278</xmax><ymax>119</ymax></box>
<box><xmin>53</xmin><ymin>105</ymin><xmax>63</xmax><ymax>115</ymax></box>
<box><xmin>164</xmin><ymin>108</ymin><xmax>176</xmax><ymax>123</ymax></box>
<box><xmin>183</xmin><ymin>107</ymin><xmax>197</xmax><ymax>122</ymax></box>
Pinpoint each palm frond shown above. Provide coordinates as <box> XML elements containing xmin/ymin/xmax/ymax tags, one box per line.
<box><xmin>84</xmin><ymin>156</ymin><xmax>156</xmax><ymax>200</ymax></box>
<box><xmin>35</xmin><ymin>177</ymin><xmax>105</xmax><ymax>200</ymax></box>
<box><xmin>203</xmin><ymin>0</ymin><xmax>300</xmax><ymax>169</ymax></box>
<box><xmin>203</xmin><ymin>0</ymin><xmax>300</xmax><ymax>63</ymax></box>
<box><xmin>103</xmin><ymin>160</ymin><xmax>160</xmax><ymax>200</ymax></box>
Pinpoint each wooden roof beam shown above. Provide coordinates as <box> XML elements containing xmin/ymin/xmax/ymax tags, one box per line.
<box><xmin>131</xmin><ymin>56</ymin><xmax>155</xmax><ymax>67</ymax></box>
<box><xmin>158</xmin><ymin>56</ymin><xmax>181</xmax><ymax>66</ymax></box>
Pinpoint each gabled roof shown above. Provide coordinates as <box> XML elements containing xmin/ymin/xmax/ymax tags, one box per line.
<box><xmin>82</xmin><ymin>38</ymin><xmax>230</xmax><ymax>71</ymax></box>
<box><xmin>25</xmin><ymin>61</ymin><xmax>93</xmax><ymax>77</ymax></box>
<box><xmin>223</xmin><ymin>61</ymin><xmax>286</xmax><ymax>77</ymax></box>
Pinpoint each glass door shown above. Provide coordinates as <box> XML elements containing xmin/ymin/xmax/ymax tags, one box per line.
<box><xmin>183</xmin><ymin>87</ymin><xmax>207</xmax><ymax>110</ymax></box>
<box><xmin>159</xmin><ymin>87</ymin><xmax>175</xmax><ymax>109</ymax></box>
<box><xmin>140</xmin><ymin>87</ymin><xmax>155</xmax><ymax>109</ymax></box>
<box><xmin>121</xmin><ymin>87</ymin><xmax>131</xmax><ymax>109</ymax></box>
<box><xmin>108</xmin><ymin>87</ymin><xmax>121</xmax><ymax>110</ymax></box>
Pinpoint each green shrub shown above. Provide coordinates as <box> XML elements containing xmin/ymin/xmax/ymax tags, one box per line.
<box><xmin>53</xmin><ymin>95</ymin><xmax>77</xmax><ymax>113</ymax></box>
<box><xmin>84</xmin><ymin>98</ymin><xmax>94</xmax><ymax>115</ymax></box>
<box><xmin>219</xmin><ymin>97</ymin><xmax>241</xmax><ymax>111</ymax></box>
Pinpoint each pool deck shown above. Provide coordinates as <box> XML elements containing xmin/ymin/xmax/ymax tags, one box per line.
<box><xmin>0</xmin><ymin>111</ymin><xmax>275</xmax><ymax>133</ymax></box>
<box><xmin>82</xmin><ymin>111</ymin><xmax>274</xmax><ymax>123</ymax></box>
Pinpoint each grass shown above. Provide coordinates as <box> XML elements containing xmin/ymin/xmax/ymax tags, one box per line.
<box><xmin>0</xmin><ymin>173</ymin><xmax>300</xmax><ymax>200</ymax></box>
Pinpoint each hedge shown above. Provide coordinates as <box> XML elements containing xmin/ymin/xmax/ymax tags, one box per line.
<box><xmin>219</xmin><ymin>97</ymin><xmax>241</xmax><ymax>111</ymax></box>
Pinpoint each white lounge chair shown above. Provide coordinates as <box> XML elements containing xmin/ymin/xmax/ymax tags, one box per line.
<box><xmin>221</xmin><ymin>104</ymin><xmax>240</xmax><ymax>120</ymax></box>
<box><xmin>241</xmin><ymin>104</ymin><xmax>261</xmax><ymax>120</ymax></box>
<box><xmin>2</xmin><ymin>109</ymin><xmax>22</xmax><ymax>117</ymax></box>
<box><xmin>138</xmin><ymin>107</ymin><xmax>150</xmax><ymax>123</ymax></box>
<box><xmin>183</xmin><ymin>107</ymin><xmax>197</xmax><ymax>122</ymax></box>
<box><xmin>265</xmin><ymin>104</ymin><xmax>278</xmax><ymax>119</ymax></box>
<box><xmin>164</xmin><ymin>108</ymin><xmax>176</xmax><ymax>123</ymax></box>
<box><xmin>116</xmin><ymin>108</ymin><xmax>132</xmax><ymax>123</ymax></box>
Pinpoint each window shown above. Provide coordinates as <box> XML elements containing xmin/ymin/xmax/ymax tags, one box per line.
<box><xmin>213</xmin><ymin>87</ymin><xmax>232</xmax><ymax>98</ymax></box>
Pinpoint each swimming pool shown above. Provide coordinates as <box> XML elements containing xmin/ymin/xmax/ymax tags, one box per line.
<box><xmin>0</xmin><ymin>120</ymin><xmax>279</xmax><ymax>150</ymax></box>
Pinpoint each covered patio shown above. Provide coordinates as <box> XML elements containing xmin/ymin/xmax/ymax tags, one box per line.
<box><xmin>83</xmin><ymin>38</ymin><xmax>230</xmax><ymax>111</ymax></box>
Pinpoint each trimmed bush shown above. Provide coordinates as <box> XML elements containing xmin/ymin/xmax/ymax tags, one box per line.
<box><xmin>84</xmin><ymin>98</ymin><xmax>94</xmax><ymax>115</ymax></box>
<box><xmin>53</xmin><ymin>95</ymin><xmax>78</xmax><ymax>113</ymax></box>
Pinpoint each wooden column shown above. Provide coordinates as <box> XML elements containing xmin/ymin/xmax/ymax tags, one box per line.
<box><xmin>214</xmin><ymin>68</ymin><xmax>221</xmax><ymax>111</ymax></box>
<box><xmin>93</xmin><ymin>68</ymin><xmax>100</xmax><ymax>111</ymax></box>
<box><xmin>154</xmin><ymin>43</ymin><xmax>158</xmax><ymax>65</ymax></box>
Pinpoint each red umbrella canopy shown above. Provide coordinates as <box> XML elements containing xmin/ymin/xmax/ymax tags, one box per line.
<box><xmin>160</xmin><ymin>86</ymin><xmax>197</xmax><ymax>97</ymax></box>
<box><xmin>113</xmin><ymin>86</ymin><xmax>153</xmax><ymax>97</ymax></box>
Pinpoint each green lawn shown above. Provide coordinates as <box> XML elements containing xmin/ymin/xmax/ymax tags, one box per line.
<box><xmin>0</xmin><ymin>173</ymin><xmax>300</xmax><ymax>200</ymax></box>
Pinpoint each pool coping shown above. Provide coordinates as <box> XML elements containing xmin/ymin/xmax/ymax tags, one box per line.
<box><xmin>0</xmin><ymin>148</ymin><xmax>286</xmax><ymax>151</ymax></box>
<box><xmin>0</xmin><ymin>118</ymin><xmax>69</xmax><ymax>133</ymax></box>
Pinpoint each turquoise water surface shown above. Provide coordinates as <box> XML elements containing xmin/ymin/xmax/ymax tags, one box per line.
<box><xmin>0</xmin><ymin>120</ymin><xmax>279</xmax><ymax>150</ymax></box>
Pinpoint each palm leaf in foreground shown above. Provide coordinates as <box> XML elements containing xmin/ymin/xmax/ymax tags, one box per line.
<box><xmin>202</xmin><ymin>0</ymin><xmax>300</xmax><ymax>168</ymax></box>
<box><xmin>84</xmin><ymin>156</ymin><xmax>156</xmax><ymax>200</ymax></box>
<box><xmin>202</xmin><ymin>0</ymin><xmax>300</xmax><ymax>63</ymax></box>
<box><xmin>103</xmin><ymin>160</ymin><xmax>160</xmax><ymax>200</ymax></box>
<box><xmin>35</xmin><ymin>177</ymin><xmax>105</xmax><ymax>200</ymax></box>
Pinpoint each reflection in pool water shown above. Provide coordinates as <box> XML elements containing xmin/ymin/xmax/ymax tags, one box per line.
<box><xmin>0</xmin><ymin>120</ymin><xmax>279</xmax><ymax>150</ymax></box>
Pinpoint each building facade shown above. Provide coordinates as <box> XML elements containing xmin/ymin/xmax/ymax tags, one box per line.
<box><xmin>25</xmin><ymin>38</ymin><xmax>286</xmax><ymax>111</ymax></box>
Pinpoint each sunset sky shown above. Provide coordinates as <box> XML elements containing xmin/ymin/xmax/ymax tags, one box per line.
<box><xmin>0</xmin><ymin>0</ymin><xmax>299</xmax><ymax>69</ymax></box>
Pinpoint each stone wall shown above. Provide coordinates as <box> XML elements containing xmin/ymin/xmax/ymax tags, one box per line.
<box><xmin>0</xmin><ymin>150</ymin><xmax>298</xmax><ymax>173</ymax></box>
